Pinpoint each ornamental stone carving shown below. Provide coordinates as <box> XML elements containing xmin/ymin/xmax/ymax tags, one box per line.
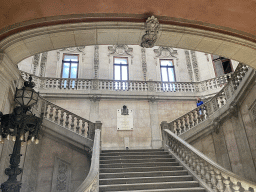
<box><xmin>141</xmin><ymin>16</ymin><xmax>160</xmax><ymax>48</ymax></box>
<box><xmin>60</xmin><ymin>46</ymin><xmax>85</xmax><ymax>53</ymax></box>
<box><xmin>190</xmin><ymin>51</ymin><xmax>200</xmax><ymax>81</ymax></box>
<box><xmin>94</xmin><ymin>45</ymin><xmax>99</xmax><ymax>79</ymax></box>
<box><xmin>108</xmin><ymin>45</ymin><xmax>133</xmax><ymax>64</ymax></box>
<box><xmin>154</xmin><ymin>47</ymin><xmax>178</xmax><ymax>66</ymax></box>
<box><xmin>39</xmin><ymin>52</ymin><xmax>47</xmax><ymax>77</ymax></box>
<box><xmin>251</xmin><ymin>102</ymin><xmax>256</xmax><ymax>123</ymax></box>
<box><xmin>32</xmin><ymin>54</ymin><xmax>40</xmax><ymax>75</ymax></box>
<box><xmin>141</xmin><ymin>48</ymin><xmax>147</xmax><ymax>80</ymax></box>
<box><xmin>51</xmin><ymin>157</ymin><xmax>71</xmax><ymax>192</ymax></box>
<box><xmin>185</xmin><ymin>50</ymin><xmax>194</xmax><ymax>82</ymax></box>
<box><xmin>229</xmin><ymin>102</ymin><xmax>239</xmax><ymax>118</ymax></box>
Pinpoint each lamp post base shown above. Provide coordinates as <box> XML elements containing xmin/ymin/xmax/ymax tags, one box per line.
<box><xmin>1</xmin><ymin>180</ymin><xmax>22</xmax><ymax>192</ymax></box>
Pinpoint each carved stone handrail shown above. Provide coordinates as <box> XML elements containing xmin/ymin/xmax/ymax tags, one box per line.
<box><xmin>163</xmin><ymin>129</ymin><xmax>256</xmax><ymax>192</ymax></box>
<box><xmin>165</xmin><ymin>63</ymin><xmax>250</xmax><ymax>136</ymax></box>
<box><xmin>20</xmin><ymin>71</ymin><xmax>232</xmax><ymax>94</ymax></box>
<box><xmin>75</xmin><ymin>128</ymin><xmax>101</xmax><ymax>192</ymax></box>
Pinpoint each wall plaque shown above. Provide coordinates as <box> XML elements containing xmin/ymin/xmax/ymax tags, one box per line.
<box><xmin>117</xmin><ymin>108</ymin><xmax>133</xmax><ymax>130</ymax></box>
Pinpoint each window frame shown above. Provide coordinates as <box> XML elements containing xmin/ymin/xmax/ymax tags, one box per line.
<box><xmin>113</xmin><ymin>56</ymin><xmax>129</xmax><ymax>81</ymax></box>
<box><xmin>160</xmin><ymin>59</ymin><xmax>176</xmax><ymax>82</ymax></box>
<box><xmin>61</xmin><ymin>53</ymin><xmax>79</xmax><ymax>79</ymax></box>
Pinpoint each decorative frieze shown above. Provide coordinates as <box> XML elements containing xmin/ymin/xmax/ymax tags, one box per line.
<box><xmin>94</xmin><ymin>45</ymin><xmax>99</xmax><ymax>79</ymax></box>
<box><xmin>185</xmin><ymin>50</ymin><xmax>194</xmax><ymax>82</ymax></box>
<box><xmin>60</xmin><ymin>46</ymin><xmax>85</xmax><ymax>53</ymax></box>
<box><xmin>141</xmin><ymin>48</ymin><xmax>147</xmax><ymax>80</ymax></box>
<box><xmin>190</xmin><ymin>51</ymin><xmax>200</xmax><ymax>81</ymax></box>
<box><xmin>39</xmin><ymin>52</ymin><xmax>47</xmax><ymax>77</ymax></box>
<box><xmin>141</xmin><ymin>16</ymin><xmax>159</xmax><ymax>48</ymax></box>
<box><xmin>51</xmin><ymin>157</ymin><xmax>71</xmax><ymax>192</ymax></box>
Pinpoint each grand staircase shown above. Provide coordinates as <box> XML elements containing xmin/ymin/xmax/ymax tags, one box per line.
<box><xmin>99</xmin><ymin>149</ymin><xmax>206</xmax><ymax>192</ymax></box>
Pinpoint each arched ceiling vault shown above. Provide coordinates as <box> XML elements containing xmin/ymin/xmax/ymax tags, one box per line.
<box><xmin>1</xmin><ymin>21</ymin><xmax>256</xmax><ymax>70</ymax></box>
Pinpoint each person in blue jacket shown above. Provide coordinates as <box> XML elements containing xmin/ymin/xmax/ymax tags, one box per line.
<box><xmin>197</xmin><ymin>97</ymin><xmax>204</xmax><ymax>117</ymax></box>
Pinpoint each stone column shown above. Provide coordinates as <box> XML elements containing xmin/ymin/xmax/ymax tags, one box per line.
<box><xmin>149</xmin><ymin>98</ymin><xmax>162</xmax><ymax>149</ymax></box>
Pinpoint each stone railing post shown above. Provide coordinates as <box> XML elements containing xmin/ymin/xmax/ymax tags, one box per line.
<box><xmin>92</xmin><ymin>79</ymin><xmax>99</xmax><ymax>90</ymax></box>
<box><xmin>148</xmin><ymin>79</ymin><xmax>155</xmax><ymax>92</ymax></box>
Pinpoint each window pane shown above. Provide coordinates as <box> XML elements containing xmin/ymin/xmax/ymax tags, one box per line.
<box><xmin>161</xmin><ymin>68</ymin><xmax>168</xmax><ymax>81</ymax></box>
<box><xmin>64</xmin><ymin>55</ymin><xmax>78</xmax><ymax>61</ymax></box>
<box><xmin>161</xmin><ymin>60</ymin><xmax>173</xmax><ymax>66</ymax></box>
<box><xmin>62</xmin><ymin>63</ymin><xmax>70</xmax><ymax>78</ymax></box>
<box><xmin>168</xmin><ymin>68</ymin><xmax>175</xmax><ymax>82</ymax></box>
<box><xmin>114</xmin><ymin>65</ymin><xmax>121</xmax><ymax>80</ymax></box>
<box><xmin>114</xmin><ymin>58</ymin><xmax>127</xmax><ymax>65</ymax></box>
<box><xmin>122</xmin><ymin>66</ymin><xmax>128</xmax><ymax>80</ymax></box>
<box><xmin>70</xmin><ymin>64</ymin><xmax>78</xmax><ymax>78</ymax></box>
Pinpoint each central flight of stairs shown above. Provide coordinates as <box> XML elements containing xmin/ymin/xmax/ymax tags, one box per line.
<box><xmin>99</xmin><ymin>149</ymin><xmax>206</xmax><ymax>192</ymax></box>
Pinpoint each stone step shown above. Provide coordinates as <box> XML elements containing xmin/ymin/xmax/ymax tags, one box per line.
<box><xmin>99</xmin><ymin>170</ymin><xmax>189</xmax><ymax>179</ymax></box>
<box><xmin>101</xmin><ymin>154</ymin><xmax>172</xmax><ymax>160</ymax></box>
<box><xmin>100</xmin><ymin>151</ymin><xmax>168</xmax><ymax>156</ymax></box>
<box><xmin>100</xmin><ymin>158</ymin><xmax>176</xmax><ymax>164</ymax></box>
<box><xmin>100</xmin><ymin>166</ymin><xmax>184</xmax><ymax>173</ymax></box>
<box><xmin>99</xmin><ymin>181</ymin><xmax>200</xmax><ymax>191</ymax></box>
<box><xmin>100</xmin><ymin>162</ymin><xmax>180</xmax><ymax>169</ymax></box>
<box><xmin>100</xmin><ymin>175</ymin><xmax>194</xmax><ymax>185</ymax></box>
<box><xmin>105</xmin><ymin>187</ymin><xmax>205</xmax><ymax>192</ymax></box>
<box><xmin>101</xmin><ymin>149</ymin><xmax>164</xmax><ymax>153</ymax></box>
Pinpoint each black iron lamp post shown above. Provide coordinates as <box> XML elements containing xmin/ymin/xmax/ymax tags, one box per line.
<box><xmin>0</xmin><ymin>76</ymin><xmax>42</xmax><ymax>192</ymax></box>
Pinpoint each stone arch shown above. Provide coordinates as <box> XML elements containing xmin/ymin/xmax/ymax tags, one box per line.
<box><xmin>0</xmin><ymin>21</ymin><xmax>256</xmax><ymax>70</ymax></box>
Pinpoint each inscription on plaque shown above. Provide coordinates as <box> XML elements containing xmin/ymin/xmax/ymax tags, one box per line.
<box><xmin>117</xmin><ymin>109</ymin><xmax>133</xmax><ymax>130</ymax></box>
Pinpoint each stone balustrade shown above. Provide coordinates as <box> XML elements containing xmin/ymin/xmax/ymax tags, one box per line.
<box><xmin>31</xmin><ymin>97</ymin><xmax>96</xmax><ymax>140</ymax></box>
<box><xmin>162</xmin><ymin>129</ymin><xmax>256</xmax><ymax>192</ymax></box>
<box><xmin>20</xmin><ymin>71</ymin><xmax>232</xmax><ymax>94</ymax></box>
<box><xmin>165</xmin><ymin>63</ymin><xmax>249</xmax><ymax>136</ymax></box>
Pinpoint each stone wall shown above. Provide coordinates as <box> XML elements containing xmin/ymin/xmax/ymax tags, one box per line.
<box><xmin>191</xmin><ymin>81</ymin><xmax>256</xmax><ymax>182</ymax></box>
<box><xmin>18</xmin><ymin>45</ymin><xmax>238</xmax><ymax>82</ymax></box>
<box><xmin>0</xmin><ymin>132</ymin><xmax>91</xmax><ymax>192</ymax></box>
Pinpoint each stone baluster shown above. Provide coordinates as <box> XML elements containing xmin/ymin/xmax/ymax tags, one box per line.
<box><xmin>222</xmin><ymin>174</ymin><xmax>232</xmax><ymax>192</ymax></box>
<box><xmin>175</xmin><ymin>121</ymin><xmax>180</xmax><ymax>135</ymax></box>
<box><xmin>189</xmin><ymin>112</ymin><xmax>194</xmax><ymax>129</ymax></box>
<box><xmin>44</xmin><ymin>104</ymin><xmax>49</xmax><ymax>119</ymax></box>
<box><xmin>196</xmin><ymin>158</ymin><xmax>202</xmax><ymax>178</ymax></box>
<box><xmin>54</xmin><ymin>108</ymin><xmax>59</xmax><ymax>123</ymax></box>
<box><xmin>210</xmin><ymin>167</ymin><xmax>218</xmax><ymax>192</ymax></box>
<box><xmin>81</xmin><ymin>120</ymin><xmax>86</xmax><ymax>136</ymax></box>
<box><xmin>76</xmin><ymin>118</ymin><xmax>80</xmax><ymax>134</ymax></box>
<box><xmin>70</xmin><ymin>115</ymin><xmax>75</xmax><ymax>131</ymax></box>
<box><xmin>193</xmin><ymin>110</ymin><xmax>198</xmax><ymax>126</ymax></box>
<box><xmin>59</xmin><ymin>110</ymin><xmax>64</xmax><ymax>126</ymax></box>
<box><xmin>49</xmin><ymin>105</ymin><xmax>54</xmax><ymax>121</ymax></box>
<box><xmin>200</xmin><ymin>160</ymin><xmax>207</xmax><ymax>183</ymax></box>
<box><xmin>216</xmin><ymin>170</ymin><xmax>224</xmax><ymax>192</ymax></box>
<box><xmin>197</xmin><ymin>108</ymin><xmax>201</xmax><ymax>123</ymax></box>
<box><xmin>232</xmin><ymin>182</ymin><xmax>241</xmax><ymax>192</ymax></box>
<box><xmin>65</xmin><ymin>113</ymin><xmax>70</xmax><ymax>128</ymax></box>
<box><xmin>184</xmin><ymin>115</ymin><xmax>189</xmax><ymax>131</ymax></box>
<box><xmin>203</xmin><ymin>104</ymin><xmax>208</xmax><ymax>120</ymax></box>
<box><xmin>180</xmin><ymin>118</ymin><xmax>185</xmax><ymax>133</ymax></box>
<box><xmin>204</xmin><ymin>164</ymin><xmax>212</xmax><ymax>188</ymax></box>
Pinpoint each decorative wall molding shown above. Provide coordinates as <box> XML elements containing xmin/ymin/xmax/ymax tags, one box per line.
<box><xmin>51</xmin><ymin>157</ymin><xmax>71</xmax><ymax>192</ymax></box>
<box><xmin>141</xmin><ymin>48</ymin><xmax>147</xmax><ymax>81</ymax></box>
<box><xmin>185</xmin><ymin>50</ymin><xmax>194</xmax><ymax>82</ymax></box>
<box><xmin>39</xmin><ymin>52</ymin><xmax>47</xmax><ymax>77</ymax></box>
<box><xmin>94</xmin><ymin>45</ymin><xmax>99</xmax><ymax>79</ymax></box>
<box><xmin>108</xmin><ymin>45</ymin><xmax>133</xmax><ymax>64</ymax></box>
<box><xmin>32</xmin><ymin>54</ymin><xmax>40</xmax><ymax>75</ymax></box>
<box><xmin>190</xmin><ymin>51</ymin><xmax>200</xmax><ymax>81</ymax></box>
<box><xmin>60</xmin><ymin>47</ymin><xmax>85</xmax><ymax>53</ymax></box>
<box><xmin>154</xmin><ymin>47</ymin><xmax>178</xmax><ymax>66</ymax></box>
<box><xmin>141</xmin><ymin>16</ymin><xmax>160</xmax><ymax>48</ymax></box>
<box><xmin>249</xmin><ymin>100</ymin><xmax>256</xmax><ymax>124</ymax></box>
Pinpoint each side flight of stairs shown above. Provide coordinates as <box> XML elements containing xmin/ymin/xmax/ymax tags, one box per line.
<box><xmin>99</xmin><ymin>149</ymin><xmax>206</xmax><ymax>192</ymax></box>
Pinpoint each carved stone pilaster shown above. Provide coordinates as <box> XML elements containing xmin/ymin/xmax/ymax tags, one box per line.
<box><xmin>94</xmin><ymin>45</ymin><xmax>99</xmax><ymax>79</ymax></box>
<box><xmin>141</xmin><ymin>48</ymin><xmax>147</xmax><ymax>80</ymax></box>
<box><xmin>141</xmin><ymin>16</ymin><xmax>160</xmax><ymax>48</ymax></box>
<box><xmin>190</xmin><ymin>51</ymin><xmax>200</xmax><ymax>81</ymax></box>
<box><xmin>185</xmin><ymin>50</ymin><xmax>194</xmax><ymax>82</ymax></box>
<box><xmin>39</xmin><ymin>52</ymin><xmax>48</xmax><ymax>77</ymax></box>
<box><xmin>32</xmin><ymin>54</ymin><xmax>40</xmax><ymax>75</ymax></box>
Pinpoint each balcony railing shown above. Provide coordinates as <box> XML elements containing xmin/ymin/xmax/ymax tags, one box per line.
<box><xmin>20</xmin><ymin>71</ymin><xmax>232</xmax><ymax>94</ymax></box>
